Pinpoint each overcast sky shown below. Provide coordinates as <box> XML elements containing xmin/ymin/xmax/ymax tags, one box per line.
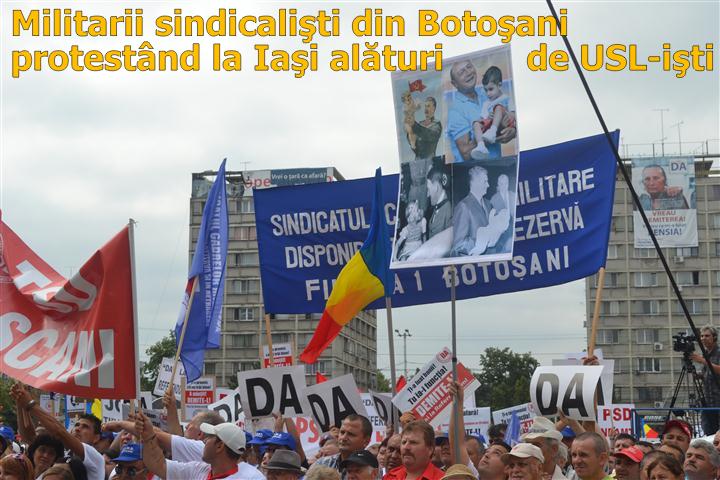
<box><xmin>2</xmin><ymin>1</ymin><xmax>718</xmax><ymax>376</ymax></box>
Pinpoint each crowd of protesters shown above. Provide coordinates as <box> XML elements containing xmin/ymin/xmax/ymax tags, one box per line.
<box><xmin>1</xmin><ymin>378</ymin><xmax>720</xmax><ymax>480</ymax></box>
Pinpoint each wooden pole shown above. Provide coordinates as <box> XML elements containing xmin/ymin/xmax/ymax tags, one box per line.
<box><xmin>265</xmin><ymin>314</ymin><xmax>274</xmax><ymax>367</ymax></box>
<box><xmin>588</xmin><ymin>267</ymin><xmax>606</xmax><ymax>355</ymax></box>
<box><xmin>167</xmin><ymin>276</ymin><xmax>198</xmax><ymax>394</ymax></box>
<box><xmin>450</xmin><ymin>266</ymin><xmax>461</xmax><ymax>464</ymax></box>
<box><xmin>385</xmin><ymin>297</ymin><xmax>398</xmax><ymax>431</ymax></box>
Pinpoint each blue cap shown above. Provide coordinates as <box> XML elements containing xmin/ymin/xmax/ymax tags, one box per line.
<box><xmin>100</xmin><ymin>431</ymin><xmax>116</xmax><ymax>441</ymax></box>
<box><xmin>245</xmin><ymin>431</ymin><xmax>253</xmax><ymax>444</ymax></box>
<box><xmin>434</xmin><ymin>432</ymin><xmax>449</xmax><ymax>445</ymax></box>
<box><xmin>248</xmin><ymin>429</ymin><xmax>274</xmax><ymax>446</ymax></box>
<box><xmin>266</xmin><ymin>432</ymin><xmax>297</xmax><ymax>451</ymax></box>
<box><xmin>561</xmin><ymin>426</ymin><xmax>576</xmax><ymax>438</ymax></box>
<box><xmin>0</xmin><ymin>426</ymin><xmax>15</xmax><ymax>441</ymax></box>
<box><xmin>113</xmin><ymin>443</ymin><xmax>142</xmax><ymax>462</ymax></box>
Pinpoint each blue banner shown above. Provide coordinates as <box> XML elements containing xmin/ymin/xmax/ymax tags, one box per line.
<box><xmin>176</xmin><ymin>159</ymin><xmax>229</xmax><ymax>382</ymax></box>
<box><xmin>255</xmin><ymin>132</ymin><xmax>618</xmax><ymax>313</ymax></box>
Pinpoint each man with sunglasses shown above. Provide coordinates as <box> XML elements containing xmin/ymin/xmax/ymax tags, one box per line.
<box><xmin>109</xmin><ymin>443</ymin><xmax>152</xmax><ymax>480</ymax></box>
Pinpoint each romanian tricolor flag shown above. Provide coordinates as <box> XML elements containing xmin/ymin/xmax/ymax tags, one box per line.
<box><xmin>643</xmin><ymin>423</ymin><xmax>659</xmax><ymax>439</ymax></box>
<box><xmin>316</xmin><ymin>372</ymin><xmax>328</xmax><ymax>383</ymax></box>
<box><xmin>300</xmin><ymin>168</ymin><xmax>392</xmax><ymax>364</ymax></box>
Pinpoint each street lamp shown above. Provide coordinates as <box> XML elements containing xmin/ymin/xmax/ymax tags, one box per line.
<box><xmin>395</xmin><ymin>328</ymin><xmax>412</xmax><ymax>378</ymax></box>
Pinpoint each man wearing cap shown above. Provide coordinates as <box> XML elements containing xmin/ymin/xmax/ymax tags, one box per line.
<box><xmin>522</xmin><ymin>417</ymin><xmax>567</xmax><ymax>480</ymax></box>
<box><xmin>137</xmin><ymin>411</ymin><xmax>263</xmax><ymax>480</ymax></box>
<box><xmin>612</xmin><ymin>446</ymin><xmax>644</xmax><ymax>480</ymax></box>
<box><xmin>108</xmin><ymin>443</ymin><xmax>150</xmax><ymax>480</ymax></box>
<box><xmin>384</xmin><ymin>420</ymin><xmax>444</xmax><ymax>480</ymax></box>
<box><xmin>477</xmin><ymin>441</ymin><xmax>510</xmax><ymax>480</ymax></box>
<box><xmin>684</xmin><ymin>439</ymin><xmax>720</xmax><ymax>480</ymax></box>
<box><xmin>502</xmin><ymin>443</ymin><xmax>545</xmax><ymax>480</ymax></box>
<box><xmin>265</xmin><ymin>450</ymin><xmax>305</xmax><ymax>480</ymax></box>
<box><xmin>312</xmin><ymin>415</ymin><xmax>373</xmax><ymax>479</ymax></box>
<box><xmin>0</xmin><ymin>426</ymin><xmax>13</xmax><ymax>459</ymax></box>
<box><xmin>571</xmin><ymin>432</ymin><xmax>610</xmax><ymax>480</ymax></box>
<box><xmin>248</xmin><ymin>429</ymin><xmax>274</xmax><ymax>467</ymax></box>
<box><xmin>661</xmin><ymin>419</ymin><xmax>692</xmax><ymax>454</ymax></box>
<box><xmin>435</xmin><ymin>433</ymin><xmax>453</xmax><ymax>470</ymax></box>
<box><xmin>341</xmin><ymin>450</ymin><xmax>379</xmax><ymax>480</ymax></box>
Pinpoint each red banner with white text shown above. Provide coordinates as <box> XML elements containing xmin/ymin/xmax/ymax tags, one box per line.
<box><xmin>0</xmin><ymin>220</ymin><xmax>138</xmax><ymax>399</ymax></box>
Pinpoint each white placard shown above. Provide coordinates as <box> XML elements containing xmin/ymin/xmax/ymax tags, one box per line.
<box><xmin>392</xmin><ymin>348</ymin><xmax>481</xmax><ymax>427</ymax></box>
<box><xmin>530</xmin><ymin>366</ymin><xmax>604</xmax><ymax>420</ymax></box>
<box><xmin>552</xmin><ymin>358</ymin><xmax>614</xmax><ymax>406</ymax></box>
<box><xmin>492</xmin><ymin>403</ymin><xmax>537</xmax><ymax>434</ymax></box>
<box><xmin>597</xmin><ymin>404</ymin><xmax>635</xmax><ymax>437</ymax></box>
<box><xmin>370</xmin><ymin>391</ymin><xmax>400</xmax><ymax>428</ymax></box>
<box><xmin>237</xmin><ymin>365</ymin><xmax>310</xmax><ymax>419</ymax></box>
<box><xmin>154</xmin><ymin>357</ymin><xmax>185</xmax><ymax>399</ymax></box>
<box><xmin>183</xmin><ymin>376</ymin><xmax>216</xmax><ymax>420</ymax></box>
<box><xmin>263</xmin><ymin>342</ymin><xmax>294</xmax><ymax>367</ymax></box>
<box><xmin>304</xmin><ymin>374</ymin><xmax>368</xmax><ymax>432</ymax></box>
<box><xmin>207</xmin><ymin>390</ymin><xmax>245</xmax><ymax>427</ymax></box>
<box><xmin>439</xmin><ymin>407</ymin><xmax>491</xmax><ymax>440</ymax></box>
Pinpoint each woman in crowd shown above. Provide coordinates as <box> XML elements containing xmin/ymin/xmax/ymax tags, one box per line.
<box><xmin>0</xmin><ymin>454</ymin><xmax>34</xmax><ymax>480</ymax></box>
<box><xmin>647</xmin><ymin>455</ymin><xmax>684</xmax><ymax>480</ymax></box>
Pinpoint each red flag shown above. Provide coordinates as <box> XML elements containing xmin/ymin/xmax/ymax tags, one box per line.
<box><xmin>0</xmin><ymin>220</ymin><xmax>138</xmax><ymax>399</ymax></box>
<box><xmin>316</xmin><ymin>372</ymin><xmax>328</xmax><ymax>383</ymax></box>
<box><xmin>395</xmin><ymin>375</ymin><xmax>407</xmax><ymax>392</ymax></box>
<box><xmin>408</xmin><ymin>79</ymin><xmax>426</xmax><ymax>92</ymax></box>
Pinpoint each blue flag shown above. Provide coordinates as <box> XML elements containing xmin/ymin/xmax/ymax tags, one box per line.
<box><xmin>176</xmin><ymin>159</ymin><xmax>229</xmax><ymax>382</ymax></box>
<box><xmin>504</xmin><ymin>411</ymin><xmax>521</xmax><ymax>446</ymax></box>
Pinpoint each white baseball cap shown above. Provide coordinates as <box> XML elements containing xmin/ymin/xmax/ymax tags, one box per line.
<box><xmin>200</xmin><ymin>422</ymin><xmax>246</xmax><ymax>454</ymax></box>
<box><xmin>521</xmin><ymin>416</ymin><xmax>563</xmax><ymax>442</ymax></box>
<box><xmin>502</xmin><ymin>443</ymin><xmax>545</xmax><ymax>463</ymax></box>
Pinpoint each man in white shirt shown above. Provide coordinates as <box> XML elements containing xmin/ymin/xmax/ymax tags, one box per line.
<box><xmin>136</xmin><ymin>411</ymin><xmax>264</xmax><ymax>480</ymax></box>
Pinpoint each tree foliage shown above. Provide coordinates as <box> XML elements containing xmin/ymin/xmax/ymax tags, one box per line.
<box><xmin>141</xmin><ymin>330</ymin><xmax>176</xmax><ymax>391</ymax></box>
<box><xmin>0</xmin><ymin>377</ymin><xmax>17</xmax><ymax>430</ymax></box>
<box><xmin>474</xmin><ymin>347</ymin><xmax>539</xmax><ymax>411</ymax></box>
<box><xmin>375</xmin><ymin>371</ymin><xmax>391</xmax><ymax>392</ymax></box>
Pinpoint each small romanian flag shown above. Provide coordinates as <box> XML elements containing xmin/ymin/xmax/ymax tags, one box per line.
<box><xmin>643</xmin><ymin>423</ymin><xmax>659</xmax><ymax>439</ymax></box>
<box><xmin>395</xmin><ymin>375</ymin><xmax>407</xmax><ymax>392</ymax></box>
<box><xmin>316</xmin><ymin>372</ymin><xmax>328</xmax><ymax>383</ymax></box>
<box><xmin>300</xmin><ymin>168</ymin><xmax>392</xmax><ymax>364</ymax></box>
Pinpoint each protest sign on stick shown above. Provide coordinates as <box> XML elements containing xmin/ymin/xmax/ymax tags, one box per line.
<box><xmin>237</xmin><ymin>365</ymin><xmax>309</xmax><ymax>419</ymax></box>
<box><xmin>492</xmin><ymin>403</ymin><xmax>537</xmax><ymax>434</ymax></box>
<box><xmin>207</xmin><ymin>390</ymin><xmax>245</xmax><ymax>427</ymax></box>
<box><xmin>393</xmin><ymin>348</ymin><xmax>480</xmax><ymax>428</ymax></box>
<box><xmin>529</xmin><ymin>366</ymin><xmax>603</xmax><ymax>420</ymax></box>
<box><xmin>304</xmin><ymin>374</ymin><xmax>368</xmax><ymax>432</ymax></box>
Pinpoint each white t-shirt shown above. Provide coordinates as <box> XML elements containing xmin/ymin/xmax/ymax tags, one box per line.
<box><xmin>171</xmin><ymin>435</ymin><xmax>204</xmax><ymax>462</ymax></box>
<box><xmin>166</xmin><ymin>460</ymin><xmax>265</xmax><ymax>480</ymax></box>
<box><xmin>82</xmin><ymin>443</ymin><xmax>106</xmax><ymax>480</ymax></box>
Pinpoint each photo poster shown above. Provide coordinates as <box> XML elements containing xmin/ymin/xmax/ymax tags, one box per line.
<box><xmin>390</xmin><ymin>44</ymin><xmax>519</xmax><ymax>269</ymax></box>
<box><xmin>632</xmin><ymin>157</ymin><xmax>697</xmax><ymax>248</ymax></box>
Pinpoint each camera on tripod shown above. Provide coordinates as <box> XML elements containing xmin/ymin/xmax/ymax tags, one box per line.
<box><xmin>673</xmin><ymin>332</ymin><xmax>697</xmax><ymax>355</ymax></box>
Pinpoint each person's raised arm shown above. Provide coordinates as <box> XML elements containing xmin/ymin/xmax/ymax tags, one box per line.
<box><xmin>104</xmin><ymin>417</ymin><xmax>174</xmax><ymax>453</ymax></box>
<box><xmin>15</xmin><ymin>394</ymin><xmax>36</xmax><ymax>444</ymax></box>
<box><xmin>449</xmin><ymin>381</ymin><xmax>470</xmax><ymax>467</ymax></box>
<box><xmin>284</xmin><ymin>417</ymin><xmax>307</xmax><ymax>463</ymax></box>
<box><xmin>136</xmin><ymin>411</ymin><xmax>168</xmax><ymax>480</ymax></box>
<box><xmin>11</xmin><ymin>382</ymin><xmax>85</xmax><ymax>458</ymax></box>
<box><xmin>162</xmin><ymin>390</ymin><xmax>184</xmax><ymax>436</ymax></box>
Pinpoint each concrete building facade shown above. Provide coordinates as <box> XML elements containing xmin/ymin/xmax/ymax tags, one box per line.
<box><xmin>189</xmin><ymin>167</ymin><xmax>378</xmax><ymax>390</ymax></box>
<box><xmin>585</xmin><ymin>156</ymin><xmax>720</xmax><ymax>408</ymax></box>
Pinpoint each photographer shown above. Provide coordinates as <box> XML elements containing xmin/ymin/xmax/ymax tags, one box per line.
<box><xmin>689</xmin><ymin>325</ymin><xmax>720</xmax><ymax>435</ymax></box>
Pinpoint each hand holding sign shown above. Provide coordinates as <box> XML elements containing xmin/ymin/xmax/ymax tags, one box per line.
<box><xmin>529</xmin><ymin>366</ymin><xmax>603</xmax><ymax>421</ymax></box>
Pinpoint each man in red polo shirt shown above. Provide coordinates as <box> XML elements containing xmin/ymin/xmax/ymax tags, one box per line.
<box><xmin>384</xmin><ymin>421</ymin><xmax>444</xmax><ymax>480</ymax></box>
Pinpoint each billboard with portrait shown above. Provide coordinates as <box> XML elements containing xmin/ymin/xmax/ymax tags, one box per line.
<box><xmin>632</xmin><ymin>157</ymin><xmax>697</xmax><ymax>248</ymax></box>
<box><xmin>390</xmin><ymin>45</ymin><xmax>519</xmax><ymax>268</ymax></box>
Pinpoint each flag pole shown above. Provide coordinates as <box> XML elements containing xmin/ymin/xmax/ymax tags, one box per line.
<box><xmin>588</xmin><ymin>267</ymin><xmax>606</xmax><ymax>355</ymax></box>
<box><xmin>385</xmin><ymin>296</ymin><xmax>399</xmax><ymax>431</ymax></box>
<box><xmin>450</xmin><ymin>265</ymin><xmax>461</xmax><ymax>463</ymax></box>
<box><xmin>265</xmin><ymin>314</ymin><xmax>275</xmax><ymax>367</ymax></box>
<box><xmin>168</xmin><ymin>276</ymin><xmax>198</xmax><ymax>393</ymax></box>
<box><xmin>128</xmin><ymin>219</ymin><xmax>141</xmax><ymax>403</ymax></box>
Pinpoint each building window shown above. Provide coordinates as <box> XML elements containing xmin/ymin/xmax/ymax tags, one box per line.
<box><xmin>634</xmin><ymin>248</ymin><xmax>657</xmax><ymax>258</ymax></box>
<box><xmin>344</xmin><ymin>338</ymin><xmax>356</xmax><ymax>354</ymax></box>
<box><xmin>677</xmin><ymin>299</ymin><xmax>707</xmax><ymax>314</ymax></box>
<box><xmin>601</xmin><ymin>301</ymin><xmax>621</xmax><ymax>316</ymax></box>
<box><xmin>191</xmin><ymin>227</ymin><xmax>200</xmax><ymax>242</ymax></box>
<box><xmin>228</xmin><ymin>307</ymin><xmax>256</xmax><ymax>321</ymax></box>
<box><xmin>708</xmin><ymin>185</ymin><xmax>720</xmax><ymax>201</ymax></box>
<box><xmin>636</xmin><ymin>386</ymin><xmax>663</xmax><ymax>401</ymax></box>
<box><xmin>240</xmin><ymin>252</ymin><xmax>259</xmax><ymax>266</ymax></box>
<box><xmin>676</xmin><ymin>247</ymin><xmax>698</xmax><ymax>257</ymax></box>
<box><xmin>633</xmin><ymin>300</ymin><xmax>660</xmax><ymax>315</ymax></box>
<box><xmin>595</xmin><ymin>273</ymin><xmax>620</xmax><ymax>288</ymax></box>
<box><xmin>232</xmin><ymin>279</ymin><xmax>260</xmax><ymax>294</ymax></box>
<box><xmin>712</xmin><ymin>214</ymin><xmax>720</xmax><ymax>229</ymax></box>
<box><xmin>714</xmin><ymin>243</ymin><xmax>720</xmax><ymax>257</ymax></box>
<box><xmin>192</xmin><ymin>201</ymin><xmax>204</xmax><ymax>215</ymax></box>
<box><xmin>596</xmin><ymin>330</ymin><xmax>619</xmax><ymax>345</ymax></box>
<box><xmin>272</xmin><ymin>333</ymin><xmax>290</xmax><ymax>344</ymax></box>
<box><xmin>614</xmin><ymin>358</ymin><xmax>627</xmax><ymax>374</ymax></box>
<box><xmin>204</xmin><ymin>363</ymin><xmax>215</xmax><ymax>375</ymax></box>
<box><xmin>231</xmin><ymin>334</ymin><xmax>256</xmax><ymax>348</ymax></box>
<box><xmin>241</xmin><ymin>197</ymin><xmax>254</xmax><ymax>213</ymax></box>
<box><xmin>676</xmin><ymin>271</ymin><xmax>701</xmax><ymax>286</ymax></box>
<box><xmin>636</xmin><ymin>329</ymin><xmax>659</xmax><ymax>344</ymax></box>
<box><xmin>305</xmin><ymin>363</ymin><xmax>317</xmax><ymax>375</ymax></box>
<box><xmin>637</xmin><ymin>358</ymin><xmax>661</xmax><ymax>373</ymax></box>
<box><xmin>607</xmin><ymin>244</ymin><xmax>619</xmax><ymax>259</ymax></box>
<box><xmin>634</xmin><ymin>272</ymin><xmax>657</xmax><ymax>287</ymax></box>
